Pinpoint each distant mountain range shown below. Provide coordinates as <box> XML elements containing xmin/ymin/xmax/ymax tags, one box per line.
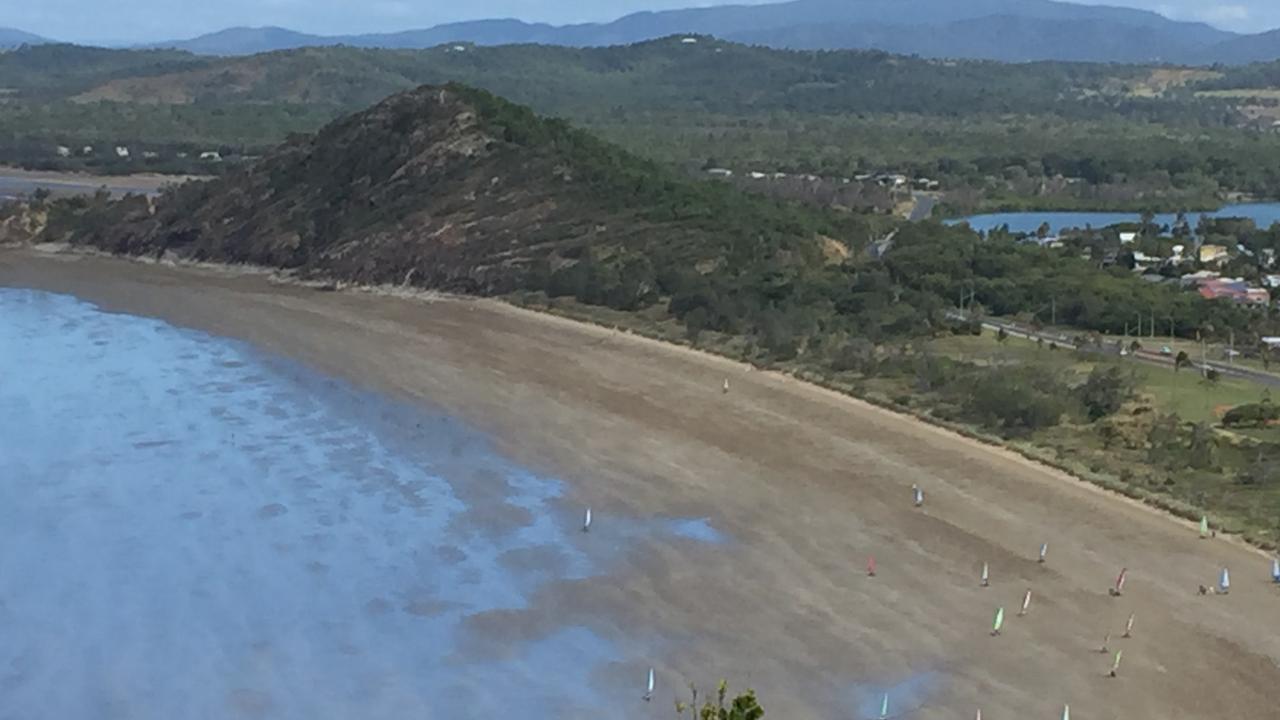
<box><xmin>8</xmin><ymin>0</ymin><xmax>1280</xmax><ymax>64</ymax></box>
<box><xmin>0</xmin><ymin>27</ymin><xmax>49</xmax><ymax>48</ymax></box>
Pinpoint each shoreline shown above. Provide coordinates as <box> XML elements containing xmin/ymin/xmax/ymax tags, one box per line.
<box><xmin>7</xmin><ymin>242</ymin><xmax>1272</xmax><ymax>558</ymax></box>
<box><xmin>0</xmin><ymin>166</ymin><xmax>207</xmax><ymax>195</ymax></box>
<box><xmin>3</xmin><ymin>245</ymin><xmax>1278</xmax><ymax>717</ymax></box>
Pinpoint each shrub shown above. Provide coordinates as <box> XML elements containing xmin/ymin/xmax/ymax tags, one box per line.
<box><xmin>1222</xmin><ymin>401</ymin><xmax>1280</xmax><ymax>428</ymax></box>
<box><xmin>1078</xmin><ymin>365</ymin><xmax>1135</xmax><ymax>421</ymax></box>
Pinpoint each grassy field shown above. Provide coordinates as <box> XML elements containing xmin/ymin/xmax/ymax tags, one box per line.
<box><xmin>930</xmin><ymin>331</ymin><xmax>1280</xmax><ymax>540</ymax></box>
<box><xmin>1133</xmin><ymin>363</ymin><xmax>1269</xmax><ymax>423</ymax></box>
<box><xmin>933</xmin><ymin>331</ymin><xmax>1274</xmax><ymax>428</ymax></box>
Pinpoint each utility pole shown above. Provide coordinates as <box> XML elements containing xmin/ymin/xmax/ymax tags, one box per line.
<box><xmin>1051</xmin><ymin>297</ymin><xmax>1057</xmax><ymax>327</ymax></box>
<box><xmin>1150</xmin><ymin>310</ymin><xmax>1155</xmax><ymax>339</ymax></box>
<box><xmin>1202</xmin><ymin>338</ymin><xmax>1208</xmax><ymax>378</ymax></box>
<box><xmin>1230</xmin><ymin>329</ymin><xmax>1235</xmax><ymax>367</ymax></box>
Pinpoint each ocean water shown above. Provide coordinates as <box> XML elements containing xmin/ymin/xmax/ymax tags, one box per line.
<box><xmin>0</xmin><ymin>289</ymin><xmax>725</xmax><ymax>719</ymax></box>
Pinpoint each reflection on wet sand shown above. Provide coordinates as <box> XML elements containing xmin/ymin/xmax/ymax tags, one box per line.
<box><xmin>0</xmin><ymin>288</ymin><xmax>725</xmax><ymax>718</ymax></box>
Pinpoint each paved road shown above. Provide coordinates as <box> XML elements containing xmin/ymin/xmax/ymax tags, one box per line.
<box><xmin>954</xmin><ymin>311</ymin><xmax>1280</xmax><ymax>387</ymax></box>
<box><xmin>908</xmin><ymin>192</ymin><xmax>938</xmax><ymax>222</ymax></box>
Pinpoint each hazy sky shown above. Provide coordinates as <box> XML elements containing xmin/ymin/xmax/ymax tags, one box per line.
<box><xmin>7</xmin><ymin>0</ymin><xmax>1279</xmax><ymax>44</ymax></box>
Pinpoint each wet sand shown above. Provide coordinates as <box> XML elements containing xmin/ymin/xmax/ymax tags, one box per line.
<box><xmin>2</xmin><ymin>247</ymin><xmax>1278</xmax><ymax>718</ymax></box>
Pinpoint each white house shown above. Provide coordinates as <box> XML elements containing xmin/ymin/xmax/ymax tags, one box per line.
<box><xmin>705</xmin><ymin>168</ymin><xmax>732</xmax><ymax>177</ymax></box>
<box><xmin>1119</xmin><ymin>231</ymin><xmax>1138</xmax><ymax>244</ymax></box>
<box><xmin>681</xmin><ymin>37</ymin><xmax>698</xmax><ymax>44</ymax></box>
<box><xmin>199</xmin><ymin>151</ymin><xmax>222</xmax><ymax>162</ymax></box>
<box><xmin>80</xmin><ymin>146</ymin><xmax>93</xmax><ymax>156</ymax></box>
<box><xmin>55</xmin><ymin>145</ymin><xmax>71</xmax><ymax>157</ymax></box>
<box><xmin>114</xmin><ymin>146</ymin><xmax>130</xmax><ymax>158</ymax></box>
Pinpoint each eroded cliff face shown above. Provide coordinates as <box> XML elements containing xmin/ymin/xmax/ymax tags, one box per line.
<box><xmin>0</xmin><ymin>202</ymin><xmax>47</xmax><ymax>245</ymax></box>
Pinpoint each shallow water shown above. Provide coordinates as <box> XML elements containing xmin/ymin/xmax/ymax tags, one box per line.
<box><xmin>0</xmin><ymin>175</ymin><xmax>158</xmax><ymax>199</ymax></box>
<box><xmin>952</xmin><ymin>202</ymin><xmax>1280</xmax><ymax>235</ymax></box>
<box><xmin>0</xmin><ymin>289</ymin><xmax>726</xmax><ymax>719</ymax></box>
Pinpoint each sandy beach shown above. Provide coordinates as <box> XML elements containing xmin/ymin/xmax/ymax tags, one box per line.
<box><xmin>2</xmin><ymin>247</ymin><xmax>1278</xmax><ymax>719</ymax></box>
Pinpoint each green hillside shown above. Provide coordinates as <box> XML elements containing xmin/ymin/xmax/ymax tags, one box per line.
<box><xmin>5</xmin><ymin>40</ymin><xmax>1280</xmax><ymax>210</ymax></box>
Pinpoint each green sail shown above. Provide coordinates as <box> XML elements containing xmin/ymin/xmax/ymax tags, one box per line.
<box><xmin>993</xmin><ymin>607</ymin><xmax>1005</xmax><ymax>632</ymax></box>
<box><xmin>880</xmin><ymin>692</ymin><xmax>889</xmax><ymax>719</ymax></box>
<box><xmin>1200</xmin><ymin>516</ymin><xmax>1209</xmax><ymax>538</ymax></box>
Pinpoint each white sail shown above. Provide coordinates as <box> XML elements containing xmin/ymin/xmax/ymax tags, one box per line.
<box><xmin>1124</xmin><ymin>612</ymin><xmax>1135</xmax><ymax>637</ymax></box>
<box><xmin>976</xmin><ymin>710</ymin><xmax>982</xmax><ymax>720</ymax></box>
<box><xmin>644</xmin><ymin>667</ymin><xmax>655</xmax><ymax>700</ymax></box>
<box><xmin>1062</xmin><ymin>704</ymin><xmax>1070</xmax><ymax>720</ymax></box>
<box><xmin>1220</xmin><ymin>567</ymin><xmax>1230</xmax><ymax>592</ymax></box>
<box><xmin>981</xmin><ymin>562</ymin><xmax>990</xmax><ymax>586</ymax></box>
<box><xmin>1273</xmin><ymin>558</ymin><xmax>1280</xmax><ymax>583</ymax></box>
<box><xmin>1019</xmin><ymin>589</ymin><xmax>1032</xmax><ymax>615</ymax></box>
<box><xmin>583</xmin><ymin>506</ymin><xmax>592</xmax><ymax>532</ymax></box>
<box><xmin>1039</xmin><ymin>543</ymin><xmax>1048</xmax><ymax>563</ymax></box>
<box><xmin>879</xmin><ymin>692</ymin><xmax>889</xmax><ymax>720</ymax></box>
<box><xmin>913</xmin><ymin>485</ymin><xmax>924</xmax><ymax>507</ymax></box>
<box><xmin>1111</xmin><ymin>649</ymin><xmax>1124</xmax><ymax>674</ymax></box>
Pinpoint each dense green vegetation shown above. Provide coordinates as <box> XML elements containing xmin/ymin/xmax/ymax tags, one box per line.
<box><xmin>5</xmin><ymin>41</ymin><xmax>1280</xmax><ymax>209</ymax></box>
<box><xmin>1196</xmin><ymin>60</ymin><xmax>1280</xmax><ymax>91</ymax></box>
<box><xmin>0</xmin><ymin>45</ymin><xmax>202</xmax><ymax>98</ymax></box>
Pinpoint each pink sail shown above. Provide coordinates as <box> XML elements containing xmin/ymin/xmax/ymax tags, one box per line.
<box><xmin>1115</xmin><ymin>567</ymin><xmax>1128</xmax><ymax>594</ymax></box>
